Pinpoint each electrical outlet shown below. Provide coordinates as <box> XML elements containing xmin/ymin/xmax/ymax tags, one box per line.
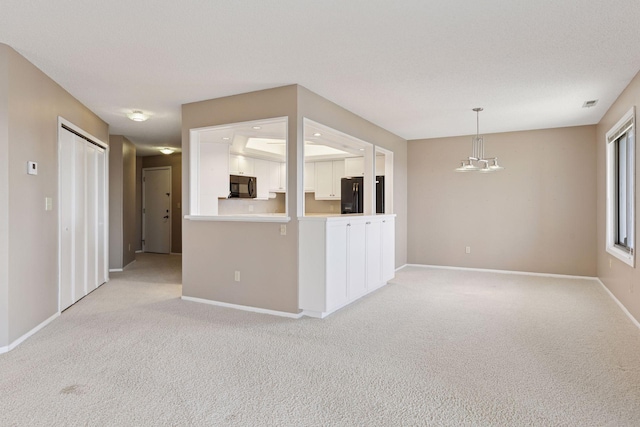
<box><xmin>280</xmin><ymin>224</ymin><xmax>286</xmax><ymax>236</ymax></box>
<box><xmin>465</xmin><ymin>246</ymin><xmax>471</xmax><ymax>254</ymax></box>
<box><xmin>234</xmin><ymin>271</ymin><xmax>240</xmax><ymax>282</ymax></box>
<box><xmin>128</xmin><ymin>243</ymin><xmax>131</xmax><ymax>251</ymax></box>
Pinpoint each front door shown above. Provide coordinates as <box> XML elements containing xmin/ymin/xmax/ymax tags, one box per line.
<box><xmin>143</xmin><ymin>167</ymin><xmax>171</xmax><ymax>254</ymax></box>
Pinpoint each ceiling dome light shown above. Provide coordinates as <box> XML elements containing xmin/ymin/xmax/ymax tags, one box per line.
<box><xmin>159</xmin><ymin>148</ymin><xmax>175</xmax><ymax>155</ymax></box>
<box><xmin>127</xmin><ymin>110</ymin><xmax>149</xmax><ymax>122</ymax></box>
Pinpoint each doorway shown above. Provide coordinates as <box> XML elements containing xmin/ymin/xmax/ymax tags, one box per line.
<box><xmin>143</xmin><ymin>167</ymin><xmax>172</xmax><ymax>254</ymax></box>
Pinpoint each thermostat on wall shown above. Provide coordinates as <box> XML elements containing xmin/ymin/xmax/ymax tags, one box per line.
<box><xmin>27</xmin><ymin>161</ymin><xmax>38</xmax><ymax>175</ymax></box>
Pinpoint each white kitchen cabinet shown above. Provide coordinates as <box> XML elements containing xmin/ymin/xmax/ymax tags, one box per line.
<box><xmin>268</xmin><ymin>161</ymin><xmax>286</xmax><ymax>192</ymax></box>
<box><xmin>365</xmin><ymin>218</ymin><xmax>383</xmax><ymax>290</ymax></box>
<box><xmin>253</xmin><ymin>159</ymin><xmax>271</xmax><ymax>199</ymax></box>
<box><xmin>343</xmin><ymin>156</ymin><xmax>385</xmax><ymax>177</ymax></box>
<box><xmin>326</xmin><ymin>221</ymin><xmax>348</xmax><ymax>310</ymax></box>
<box><xmin>299</xmin><ymin>214</ymin><xmax>396</xmax><ymax>318</ymax></box>
<box><xmin>382</xmin><ymin>216</ymin><xmax>395</xmax><ymax>282</ymax></box>
<box><xmin>229</xmin><ymin>154</ymin><xmax>255</xmax><ymax>176</ymax></box>
<box><xmin>347</xmin><ymin>220</ymin><xmax>367</xmax><ymax>298</ymax></box>
<box><xmin>304</xmin><ymin>162</ymin><xmax>315</xmax><ymax>192</ymax></box>
<box><xmin>344</xmin><ymin>157</ymin><xmax>365</xmax><ymax>177</ymax></box>
<box><xmin>314</xmin><ymin>160</ymin><xmax>344</xmax><ymax>200</ymax></box>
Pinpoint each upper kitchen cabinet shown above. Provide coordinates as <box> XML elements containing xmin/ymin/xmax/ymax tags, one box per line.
<box><xmin>229</xmin><ymin>154</ymin><xmax>255</xmax><ymax>176</ymax></box>
<box><xmin>314</xmin><ymin>160</ymin><xmax>344</xmax><ymax>200</ymax></box>
<box><xmin>188</xmin><ymin>117</ymin><xmax>288</xmax><ymax>217</ymax></box>
<box><xmin>344</xmin><ymin>157</ymin><xmax>365</xmax><ymax>177</ymax></box>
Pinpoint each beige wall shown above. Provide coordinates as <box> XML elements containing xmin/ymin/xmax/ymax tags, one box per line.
<box><xmin>109</xmin><ymin>135</ymin><xmax>136</xmax><ymax>269</ymax></box>
<box><xmin>304</xmin><ymin>194</ymin><xmax>340</xmax><ymax>214</ymax></box>
<box><xmin>181</xmin><ymin>85</ymin><xmax>407</xmax><ymax>314</ymax></box>
<box><xmin>0</xmin><ymin>44</ymin><xmax>109</xmax><ymax>348</ymax></box>
<box><xmin>182</xmin><ymin>86</ymin><xmax>299</xmax><ymax>313</ymax></box>
<box><xmin>597</xmin><ymin>70</ymin><xmax>640</xmax><ymax>323</ymax></box>
<box><xmin>0</xmin><ymin>50</ymin><xmax>8</xmax><ymax>347</ymax></box>
<box><xmin>109</xmin><ymin>136</ymin><xmax>124</xmax><ymax>269</ymax></box>
<box><xmin>135</xmin><ymin>156</ymin><xmax>143</xmax><ymax>251</ymax></box>
<box><xmin>142</xmin><ymin>153</ymin><xmax>182</xmax><ymax>254</ymax></box>
<box><xmin>408</xmin><ymin>125</ymin><xmax>597</xmax><ymax>276</ymax></box>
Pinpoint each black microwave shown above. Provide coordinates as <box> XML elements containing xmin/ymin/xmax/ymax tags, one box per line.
<box><xmin>229</xmin><ymin>175</ymin><xmax>257</xmax><ymax>198</ymax></box>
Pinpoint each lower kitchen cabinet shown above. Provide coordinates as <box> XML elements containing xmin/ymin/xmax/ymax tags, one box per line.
<box><xmin>299</xmin><ymin>214</ymin><xmax>396</xmax><ymax>318</ymax></box>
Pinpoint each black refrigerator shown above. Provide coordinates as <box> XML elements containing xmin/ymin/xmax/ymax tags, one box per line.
<box><xmin>340</xmin><ymin>176</ymin><xmax>385</xmax><ymax>214</ymax></box>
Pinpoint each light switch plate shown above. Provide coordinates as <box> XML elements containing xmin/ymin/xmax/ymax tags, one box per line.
<box><xmin>45</xmin><ymin>197</ymin><xmax>52</xmax><ymax>211</ymax></box>
<box><xmin>28</xmin><ymin>161</ymin><xmax>38</xmax><ymax>175</ymax></box>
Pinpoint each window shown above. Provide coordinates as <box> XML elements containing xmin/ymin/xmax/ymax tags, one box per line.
<box><xmin>187</xmin><ymin>117</ymin><xmax>289</xmax><ymax>221</ymax></box>
<box><xmin>606</xmin><ymin>107</ymin><xmax>635</xmax><ymax>266</ymax></box>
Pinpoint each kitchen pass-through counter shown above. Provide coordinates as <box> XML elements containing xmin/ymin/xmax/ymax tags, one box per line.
<box><xmin>299</xmin><ymin>214</ymin><xmax>395</xmax><ymax>318</ymax></box>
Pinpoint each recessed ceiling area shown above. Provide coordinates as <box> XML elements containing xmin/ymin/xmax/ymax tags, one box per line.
<box><xmin>1</xmin><ymin>1</ymin><xmax>639</xmax><ymax>155</ymax></box>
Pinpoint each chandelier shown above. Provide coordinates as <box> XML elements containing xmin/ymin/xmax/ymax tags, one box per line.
<box><xmin>455</xmin><ymin>108</ymin><xmax>504</xmax><ymax>172</ymax></box>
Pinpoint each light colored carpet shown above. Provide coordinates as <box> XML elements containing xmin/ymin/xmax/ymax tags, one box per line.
<box><xmin>1</xmin><ymin>256</ymin><xmax>640</xmax><ymax>426</ymax></box>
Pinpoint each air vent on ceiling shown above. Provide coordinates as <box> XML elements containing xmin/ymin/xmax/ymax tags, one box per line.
<box><xmin>582</xmin><ymin>99</ymin><xmax>598</xmax><ymax>108</ymax></box>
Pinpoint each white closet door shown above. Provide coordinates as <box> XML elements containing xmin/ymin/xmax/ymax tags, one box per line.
<box><xmin>96</xmin><ymin>147</ymin><xmax>107</xmax><ymax>286</ymax></box>
<box><xmin>73</xmin><ymin>135</ymin><xmax>87</xmax><ymax>302</ymax></box>
<box><xmin>59</xmin><ymin>130</ymin><xmax>75</xmax><ymax>311</ymax></box>
<box><xmin>59</xmin><ymin>125</ymin><xmax>108</xmax><ymax>312</ymax></box>
<box><xmin>86</xmin><ymin>144</ymin><xmax>98</xmax><ymax>292</ymax></box>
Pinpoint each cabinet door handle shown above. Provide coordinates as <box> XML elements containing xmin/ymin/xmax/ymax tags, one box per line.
<box><xmin>366</xmin><ymin>221</ymin><xmax>371</xmax><ymax>224</ymax></box>
<box><xmin>347</xmin><ymin>223</ymin><xmax>351</xmax><ymax>227</ymax></box>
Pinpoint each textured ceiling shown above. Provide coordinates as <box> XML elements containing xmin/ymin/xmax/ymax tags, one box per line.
<box><xmin>1</xmin><ymin>0</ymin><xmax>640</xmax><ymax>155</ymax></box>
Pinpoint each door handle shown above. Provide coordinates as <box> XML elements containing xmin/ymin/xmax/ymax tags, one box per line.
<box><xmin>163</xmin><ymin>215</ymin><xmax>169</xmax><ymax>219</ymax></box>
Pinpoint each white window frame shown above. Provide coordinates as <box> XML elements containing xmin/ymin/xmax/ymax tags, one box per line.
<box><xmin>605</xmin><ymin>106</ymin><xmax>635</xmax><ymax>267</ymax></box>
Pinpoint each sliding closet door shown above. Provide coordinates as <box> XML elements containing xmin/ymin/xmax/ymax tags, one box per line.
<box><xmin>73</xmin><ymin>135</ymin><xmax>87</xmax><ymax>302</ymax></box>
<box><xmin>96</xmin><ymin>148</ymin><xmax>107</xmax><ymax>286</ymax></box>
<box><xmin>86</xmin><ymin>144</ymin><xmax>98</xmax><ymax>292</ymax></box>
<box><xmin>59</xmin><ymin>124</ymin><xmax>108</xmax><ymax>312</ymax></box>
<box><xmin>59</xmin><ymin>130</ymin><xmax>75</xmax><ymax>311</ymax></box>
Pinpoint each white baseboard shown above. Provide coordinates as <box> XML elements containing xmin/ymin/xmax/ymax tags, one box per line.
<box><xmin>404</xmin><ymin>263</ymin><xmax>598</xmax><ymax>281</ymax></box>
<box><xmin>135</xmin><ymin>250</ymin><xmax>143</xmax><ymax>253</ymax></box>
<box><xmin>0</xmin><ymin>311</ymin><xmax>60</xmax><ymax>355</ymax></box>
<box><xmin>108</xmin><ymin>268</ymin><xmax>123</xmax><ymax>273</ymax></box>
<box><xmin>596</xmin><ymin>279</ymin><xmax>640</xmax><ymax>330</ymax></box>
<box><xmin>181</xmin><ymin>296</ymin><xmax>304</xmax><ymax>319</ymax></box>
<box><xmin>395</xmin><ymin>264</ymin><xmax>408</xmax><ymax>272</ymax></box>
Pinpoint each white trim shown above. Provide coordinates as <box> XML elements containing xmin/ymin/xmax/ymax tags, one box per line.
<box><xmin>605</xmin><ymin>106</ymin><xmax>635</xmax><ymax>267</ymax></box>
<box><xmin>120</xmin><ymin>259</ymin><xmax>136</xmax><ymax>270</ymax></box>
<box><xmin>109</xmin><ymin>268</ymin><xmax>123</xmax><ymax>273</ymax></box>
<box><xmin>0</xmin><ymin>312</ymin><xmax>60</xmax><ymax>354</ymax></box>
<box><xmin>135</xmin><ymin>250</ymin><xmax>143</xmax><ymax>253</ymax></box>
<box><xmin>404</xmin><ymin>264</ymin><xmax>598</xmax><ymax>280</ymax></box>
<box><xmin>396</xmin><ymin>264</ymin><xmax>408</xmax><ymax>271</ymax></box>
<box><xmin>596</xmin><ymin>279</ymin><xmax>640</xmax><ymax>330</ymax></box>
<box><xmin>185</xmin><ymin>215</ymin><xmax>291</xmax><ymax>223</ymax></box>
<box><xmin>181</xmin><ymin>296</ymin><xmax>304</xmax><ymax>319</ymax></box>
